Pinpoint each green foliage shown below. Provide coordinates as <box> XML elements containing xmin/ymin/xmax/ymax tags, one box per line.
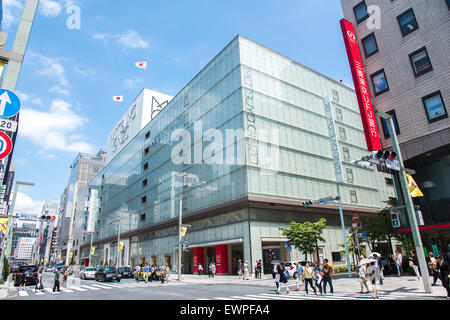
<box><xmin>360</xmin><ymin>198</ymin><xmax>400</xmax><ymax>249</ymax></box>
<box><xmin>334</xmin><ymin>266</ymin><xmax>348</xmax><ymax>273</ymax></box>
<box><xmin>279</xmin><ymin>218</ymin><xmax>327</xmax><ymax>259</ymax></box>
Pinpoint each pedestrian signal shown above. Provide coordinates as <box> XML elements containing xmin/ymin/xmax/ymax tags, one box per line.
<box><xmin>302</xmin><ymin>200</ymin><xmax>314</xmax><ymax>207</ymax></box>
<box><xmin>390</xmin><ymin>211</ymin><xmax>401</xmax><ymax>228</ymax></box>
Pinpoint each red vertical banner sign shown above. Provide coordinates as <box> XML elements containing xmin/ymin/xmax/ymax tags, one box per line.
<box><xmin>215</xmin><ymin>245</ymin><xmax>228</xmax><ymax>274</ymax></box>
<box><xmin>193</xmin><ymin>247</ymin><xmax>204</xmax><ymax>274</ymax></box>
<box><xmin>340</xmin><ymin>19</ymin><xmax>382</xmax><ymax>151</ymax></box>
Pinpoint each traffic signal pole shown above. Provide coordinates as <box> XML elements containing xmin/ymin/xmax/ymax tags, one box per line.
<box><xmin>376</xmin><ymin>112</ymin><xmax>432</xmax><ymax>293</ymax></box>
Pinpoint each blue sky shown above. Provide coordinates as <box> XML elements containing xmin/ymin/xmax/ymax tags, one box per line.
<box><xmin>3</xmin><ymin>0</ymin><xmax>353</xmax><ymax>214</ymax></box>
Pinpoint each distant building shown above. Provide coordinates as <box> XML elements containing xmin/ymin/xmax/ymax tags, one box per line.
<box><xmin>14</xmin><ymin>237</ymin><xmax>36</xmax><ymax>261</ymax></box>
<box><xmin>10</xmin><ymin>226</ymin><xmax>38</xmax><ymax>264</ymax></box>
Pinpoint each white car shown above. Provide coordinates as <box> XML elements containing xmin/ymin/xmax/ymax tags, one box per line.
<box><xmin>80</xmin><ymin>267</ymin><xmax>97</xmax><ymax>280</ymax></box>
<box><xmin>284</xmin><ymin>261</ymin><xmax>314</xmax><ymax>279</ymax></box>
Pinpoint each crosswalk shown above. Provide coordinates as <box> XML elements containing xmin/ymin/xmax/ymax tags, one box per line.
<box><xmin>15</xmin><ymin>280</ymin><xmax>187</xmax><ymax>297</ymax></box>
<box><xmin>197</xmin><ymin>291</ymin><xmax>413</xmax><ymax>301</ymax></box>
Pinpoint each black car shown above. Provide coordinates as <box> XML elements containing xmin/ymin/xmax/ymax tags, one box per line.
<box><xmin>14</xmin><ymin>265</ymin><xmax>39</xmax><ymax>287</ymax></box>
<box><xmin>117</xmin><ymin>266</ymin><xmax>132</xmax><ymax>278</ymax></box>
<box><xmin>379</xmin><ymin>256</ymin><xmax>396</xmax><ymax>276</ymax></box>
<box><xmin>95</xmin><ymin>267</ymin><xmax>121</xmax><ymax>282</ymax></box>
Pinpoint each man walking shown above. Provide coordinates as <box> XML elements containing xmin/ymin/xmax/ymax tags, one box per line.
<box><xmin>198</xmin><ymin>263</ymin><xmax>203</xmax><ymax>276</ymax></box>
<box><xmin>294</xmin><ymin>261</ymin><xmax>303</xmax><ymax>291</ymax></box>
<box><xmin>53</xmin><ymin>268</ymin><xmax>61</xmax><ymax>292</ymax></box>
<box><xmin>135</xmin><ymin>264</ymin><xmax>141</xmax><ymax>282</ymax></box>
<box><xmin>257</xmin><ymin>260</ymin><xmax>262</xmax><ymax>278</ymax></box>
<box><xmin>238</xmin><ymin>260</ymin><xmax>243</xmax><ymax>279</ymax></box>
<box><xmin>394</xmin><ymin>250</ymin><xmax>403</xmax><ymax>277</ymax></box>
<box><xmin>322</xmin><ymin>259</ymin><xmax>334</xmax><ymax>295</ymax></box>
<box><xmin>143</xmin><ymin>264</ymin><xmax>149</xmax><ymax>283</ymax></box>
<box><xmin>428</xmin><ymin>252</ymin><xmax>440</xmax><ymax>286</ymax></box>
<box><xmin>436</xmin><ymin>255</ymin><xmax>450</xmax><ymax>299</ymax></box>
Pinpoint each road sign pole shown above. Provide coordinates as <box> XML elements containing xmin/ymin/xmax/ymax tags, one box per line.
<box><xmin>337</xmin><ymin>183</ymin><xmax>352</xmax><ymax>278</ymax></box>
<box><xmin>377</xmin><ymin>112</ymin><xmax>432</xmax><ymax>293</ymax></box>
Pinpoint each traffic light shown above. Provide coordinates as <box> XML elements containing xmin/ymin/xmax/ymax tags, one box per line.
<box><xmin>302</xmin><ymin>200</ymin><xmax>315</xmax><ymax>207</ymax></box>
<box><xmin>390</xmin><ymin>210</ymin><xmax>401</xmax><ymax>228</ymax></box>
<box><xmin>373</xmin><ymin>150</ymin><xmax>397</xmax><ymax>161</ymax></box>
<box><xmin>182</xmin><ymin>243</ymin><xmax>189</xmax><ymax>252</ymax></box>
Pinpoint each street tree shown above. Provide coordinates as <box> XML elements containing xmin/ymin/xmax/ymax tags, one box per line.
<box><xmin>279</xmin><ymin>218</ymin><xmax>327</xmax><ymax>261</ymax></box>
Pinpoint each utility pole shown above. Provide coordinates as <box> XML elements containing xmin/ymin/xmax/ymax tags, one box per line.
<box><xmin>376</xmin><ymin>111</ymin><xmax>432</xmax><ymax>293</ymax></box>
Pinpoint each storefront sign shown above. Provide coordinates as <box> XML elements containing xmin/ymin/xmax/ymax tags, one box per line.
<box><xmin>324</xmin><ymin>97</ymin><xmax>344</xmax><ymax>183</ymax></box>
<box><xmin>340</xmin><ymin>19</ymin><xmax>382</xmax><ymax>151</ymax></box>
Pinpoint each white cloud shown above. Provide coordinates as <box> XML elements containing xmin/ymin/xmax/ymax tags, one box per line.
<box><xmin>93</xmin><ymin>30</ymin><xmax>149</xmax><ymax>50</ymax></box>
<box><xmin>74</xmin><ymin>66</ymin><xmax>95</xmax><ymax>77</ymax></box>
<box><xmin>124</xmin><ymin>78</ymin><xmax>143</xmax><ymax>88</ymax></box>
<box><xmin>50</xmin><ymin>85</ymin><xmax>71</xmax><ymax>97</ymax></box>
<box><xmin>15</xmin><ymin>192</ymin><xmax>46</xmax><ymax>215</ymax></box>
<box><xmin>2</xmin><ymin>0</ymin><xmax>23</xmax><ymax>30</ymax></box>
<box><xmin>39</xmin><ymin>0</ymin><xmax>62</xmax><ymax>17</ymax></box>
<box><xmin>15</xmin><ymin>90</ymin><xmax>44</xmax><ymax>106</ymax></box>
<box><xmin>20</xmin><ymin>99</ymin><xmax>95</xmax><ymax>153</ymax></box>
<box><xmin>26</xmin><ymin>52</ymin><xmax>70</xmax><ymax>88</ymax></box>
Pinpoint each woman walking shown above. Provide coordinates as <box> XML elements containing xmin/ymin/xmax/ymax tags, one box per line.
<box><xmin>303</xmin><ymin>262</ymin><xmax>316</xmax><ymax>295</ymax></box>
<box><xmin>61</xmin><ymin>268</ymin><xmax>69</xmax><ymax>288</ymax></box>
<box><xmin>367</xmin><ymin>262</ymin><xmax>379</xmax><ymax>299</ymax></box>
<box><xmin>312</xmin><ymin>261</ymin><xmax>323</xmax><ymax>295</ymax></box>
<box><xmin>359</xmin><ymin>262</ymin><xmax>369</xmax><ymax>294</ymax></box>
<box><xmin>243</xmin><ymin>261</ymin><xmax>249</xmax><ymax>280</ymax></box>
<box><xmin>409</xmin><ymin>250</ymin><xmax>421</xmax><ymax>280</ymax></box>
<box><xmin>276</xmin><ymin>262</ymin><xmax>289</xmax><ymax>294</ymax></box>
<box><xmin>35</xmin><ymin>268</ymin><xmax>44</xmax><ymax>292</ymax></box>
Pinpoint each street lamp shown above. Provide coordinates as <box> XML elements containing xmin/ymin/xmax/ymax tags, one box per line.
<box><xmin>376</xmin><ymin>111</ymin><xmax>432</xmax><ymax>293</ymax></box>
<box><xmin>0</xmin><ymin>181</ymin><xmax>34</xmax><ymax>277</ymax></box>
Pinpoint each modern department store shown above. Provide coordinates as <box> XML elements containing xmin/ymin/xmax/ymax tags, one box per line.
<box><xmin>81</xmin><ymin>35</ymin><xmax>395</xmax><ymax>274</ymax></box>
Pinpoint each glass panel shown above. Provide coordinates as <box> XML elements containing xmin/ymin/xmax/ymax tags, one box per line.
<box><xmin>354</xmin><ymin>2</ymin><xmax>368</xmax><ymax>23</ymax></box>
<box><xmin>372</xmin><ymin>71</ymin><xmax>389</xmax><ymax>94</ymax></box>
<box><xmin>424</xmin><ymin>94</ymin><xmax>447</xmax><ymax>121</ymax></box>
<box><xmin>411</xmin><ymin>50</ymin><xmax>431</xmax><ymax>75</ymax></box>
<box><xmin>363</xmin><ymin>34</ymin><xmax>378</xmax><ymax>56</ymax></box>
<box><xmin>398</xmin><ymin>10</ymin><xmax>418</xmax><ymax>36</ymax></box>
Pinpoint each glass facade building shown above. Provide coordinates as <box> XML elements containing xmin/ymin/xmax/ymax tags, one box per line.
<box><xmin>85</xmin><ymin>36</ymin><xmax>395</xmax><ymax>273</ymax></box>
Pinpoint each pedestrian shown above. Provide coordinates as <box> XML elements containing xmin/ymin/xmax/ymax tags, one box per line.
<box><xmin>274</xmin><ymin>262</ymin><xmax>280</xmax><ymax>292</ymax></box>
<box><xmin>144</xmin><ymin>264</ymin><xmax>149</xmax><ymax>283</ymax></box>
<box><xmin>18</xmin><ymin>270</ymin><xmax>26</xmax><ymax>291</ymax></box>
<box><xmin>212</xmin><ymin>262</ymin><xmax>216</xmax><ymax>277</ymax></box>
<box><xmin>254</xmin><ymin>260</ymin><xmax>258</xmax><ymax>279</ymax></box>
<box><xmin>276</xmin><ymin>262</ymin><xmax>289</xmax><ymax>294</ymax></box>
<box><xmin>409</xmin><ymin>250</ymin><xmax>421</xmax><ymax>280</ymax></box>
<box><xmin>359</xmin><ymin>262</ymin><xmax>369</xmax><ymax>294</ymax></box>
<box><xmin>428</xmin><ymin>252</ymin><xmax>440</xmax><ymax>286</ymax></box>
<box><xmin>53</xmin><ymin>268</ymin><xmax>61</xmax><ymax>292</ymax></box>
<box><xmin>367</xmin><ymin>262</ymin><xmax>379</xmax><ymax>299</ymax></box>
<box><xmin>61</xmin><ymin>268</ymin><xmax>68</xmax><ymax>288</ymax></box>
<box><xmin>435</xmin><ymin>255</ymin><xmax>450</xmax><ymax>299</ymax></box>
<box><xmin>238</xmin><ymin>260</ymin><xmax>243</xmax><ymax>279</ymax></box>
<box><xmin>135</xmin><ymin>264</ymin><xmax>141</xmax><ymax>282</ymax></box>
<box><xmin>165</xmin><ymin>264</ymin><xmax>170</xmax><ymax>283</ymax></box>
<box><xmin>160</xmin><ymin>264</ymin><xmax>166</xmax><ymax>284</ymax></box>
<box><xmin>294</xmin><ymin>261</ymin><xmax>303</xmax><ymax>291</ymax></box>
<box><xmin>243</xmin><ymin>261</ymin><xmax>249</xmax><ymax>280</ymax></box>
<box><xmin>208</xmin><ymin>263</ymin><xmax>213</xmax><ymax>277</ymax></box>
<box><xmin>372</xmin><ymin>254</ymin><xmax>383</xmax><ymax>285</ymax></box>
<box><xmin>303</xmin><ymin>262</ymin><xmax>316</xmax><ymax>295</ymax></box>
<box><xmin>312</xmin><ymin>261</ymin><xmax>323</xmax><ymax>295</ymax></box>
<box><xmin>35</xmin><ymin>268</ymin><xmax>44</xmax><ymax>291</ymax></box>
<box><xmin>394</xmin><ymin>250</ymin><xmax>403</xmax><ymax>277</ymax></box>
<box><xmin>321</xmin><ymin>259</ymin><xmax>334</xmax><ymax>295</ymax></box>
<box><xmin>198</xmin><ymin>263</ymin><xmax>203</xmax><ymax>276</ymax></box>
<box><xmin>150</xmin><ymin>265</ymin><xmax>155</xmax><ymax>282</ymax></box>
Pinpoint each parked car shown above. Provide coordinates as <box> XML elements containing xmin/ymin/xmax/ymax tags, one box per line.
<box><xmin>95</xmin><ymin>267</ymin><xmax>121</xmax><ymax>282</ymax></box>
<box><xmin>80</xmin><ymin>267</ymin><xmax>97</xmax><ymax>280</ymax></box>
<box><xmin>117</xmin><ymin>266</ymin><xmax>132</xmax><ymax>278</ymax></box>
<box><xmin>284</xmin><ymin>261</ymin><xmax>314</xmax><ymax>279</ymax></box>
<box><xmin>14</xmin><ymin>265</ymin><xmax>39</xmax><ymax>287</ymax></box>
<box><xmin>45</xmin><ymin>266</ymin><xmax>54</xmax><ymax>272</ymax></box>
<box><xmin>55</xmin><ymin>264</ymin><xmax>64</xmax><ymax>272</ymax></box>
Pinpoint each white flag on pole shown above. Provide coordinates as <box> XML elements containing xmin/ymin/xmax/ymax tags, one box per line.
<box><xmin>113</xmin><ymin>96</ymin><xmax>123</xmax><ymax>102</ymax></box>
<box><xmin>135</xmin><ymin>61</ymin><xmax>148</xmax><ymax>69</ymax></box>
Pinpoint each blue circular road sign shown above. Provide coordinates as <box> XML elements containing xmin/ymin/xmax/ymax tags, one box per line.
<box><xmin>0</xmin><ymin>89</ymin><xmax>21</xmax><ymax>118</ymax></box>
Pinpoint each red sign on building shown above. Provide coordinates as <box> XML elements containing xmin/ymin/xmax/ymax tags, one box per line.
<box><xmin>340</xmin><ymin>19</ymin><xmax>382</xmax><ymax>151</ymax></box>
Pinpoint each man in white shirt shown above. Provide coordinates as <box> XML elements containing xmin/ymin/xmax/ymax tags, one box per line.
<box><xmin>394</xmin><ymin>250</ymin><xmax>403</xmax><ymax>277</ymax></box>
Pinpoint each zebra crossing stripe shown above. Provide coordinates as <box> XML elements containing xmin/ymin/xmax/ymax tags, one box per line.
<box><xmin>60</xmin><ymin>287</ymin><xmax>74</xmax><ymax>293</ymax></box>
<box><xmin>32</xmin><ymin>289</ymin><xmax>45</xmax><ymax>295</ymax></box>
<box><xmin>68</xmin><ymin>286</ymin><xmax>87</xmax><ymax>292</ymax></box>
<box><xmin>80</xmin><ymin>285</ymin><xmax>100</xmax><ymax>290</ymax></box>
<box><xmin>99</xmin><ymin>283</ymin><xmax>122</xmax><ymax>288</ymax></box>
<box><xmin>258</xmin><ymin>294</ymin><xmax>298</xmax><ymax>300</ymax></box>
<box><xmin>90</xmin><ymin>284</ymin><xmax>113</xmax><ymax>289</ymax></box>
<box><xmin>18</xmin><ymin>290</ymin><xmax>29</xmax><ymax>296</ymax></box>
<box><xmin>237</xmin><ymin>295</ymin><xmax>272</xmax><ymax>300</ymax></box>
<box><xmin>44</xmin><ymin>288</ymin><xmax>59</xmax><ymax>294</ymax></box>
<box><xmin>214</xmin><ymin>297</ymin><xmax>239</xmax><ymax>300</ymax></box>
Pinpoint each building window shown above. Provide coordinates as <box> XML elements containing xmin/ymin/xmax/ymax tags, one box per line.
<box><xmin>141</xmin><ymin>196</ymin><xmax>147</xmax><ymax>204</ymax></box>
<box><xmin>397</xmin><ymin>9</ymin><xmax>419</xmax><ymax>37</ymax></box>
<box><xmin>371</xmin><ymin>69</ymin><xmax>389</xmax><ymax>95</ymax></box>
<box><xmin>422</xmin><ymin>91</ymin><xmax>448</xmax><ymax>123</ymax></box>
<box><xmin>346</xmin><ymin>168</ymin><xmax>354</xmax><ymax>183</ymax></box>
<box><xmin>142</xmin><ymin>179</ymin><xmax>148</xmax><ymax>187</ymax></box>
<box><xmin>353</xmin><ymin>1</ymin><xmax>369</xmax><ymax>24</ymax></box>
<box><xmin>140</xmin><ymin>213</ymin><xmax>146</xmax><ymax>221</ymax></box>
<box><xmin>332</xmin><ymin>252</ymin><xmax>342</xmax><ymax>262</ymax></box>
<box><xmin>447</xmin><ymin>0</ymin><xmax>450</xmax><ymax>10</ymax></box>
<box><xmin>342</xmin><ymin>147</ymin><xmax>350</xmax><ymax>161</ymax></box>
<box><xmin>332</xmin><ymin>89</ymin><xmax>340</xmax><ymax>103</ymax></box>
<box><xmin>350</xmin><ymin>190</ymin><xmax>358</xmax><ymax>203</ymax></box>
<box><xmin>409</xmin><ymin>47</ymin><xmax>432</xmax><ymax>77</ymax></box>
<box><xmin>144</xmin><ymin>146</ymin><xmax>150</xmax><ymax>155</ymax></box>
<box><xmin>339</xmin><ymin>127</ymin><xmax>347</xmax><ymax>140</ymax></box>
<box><xmin>184</xmin><ymin>94</ymin><xmax>189</xmax><ymax>108</ymax></box>
<box><xmin>385</xmin><ymin>178</ymin><xmax>394</xmax><ymax>186</ymax></box>
<box><xmin>143</xmin><ymin>162</ymin><xmax>149</xmax><ymax>171</ymax></box>
<box><xmin>362</xmin><ymin>33</ymin><xmax>378</xmax><ymax>58</ymax></box>
<box><xmin>381</xmin><ymin>110</ymin><xmax>400</xmax><ymax>139</ymax></box>
<box><xmin>335</xmin><ymin>108</ymin><xmax>343</xmax><ymax>121</ymax></box>
<box><xmin>145</xmin><ymin>131</ymin><xmax>151</xmax><ymax>139</ymax></box>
